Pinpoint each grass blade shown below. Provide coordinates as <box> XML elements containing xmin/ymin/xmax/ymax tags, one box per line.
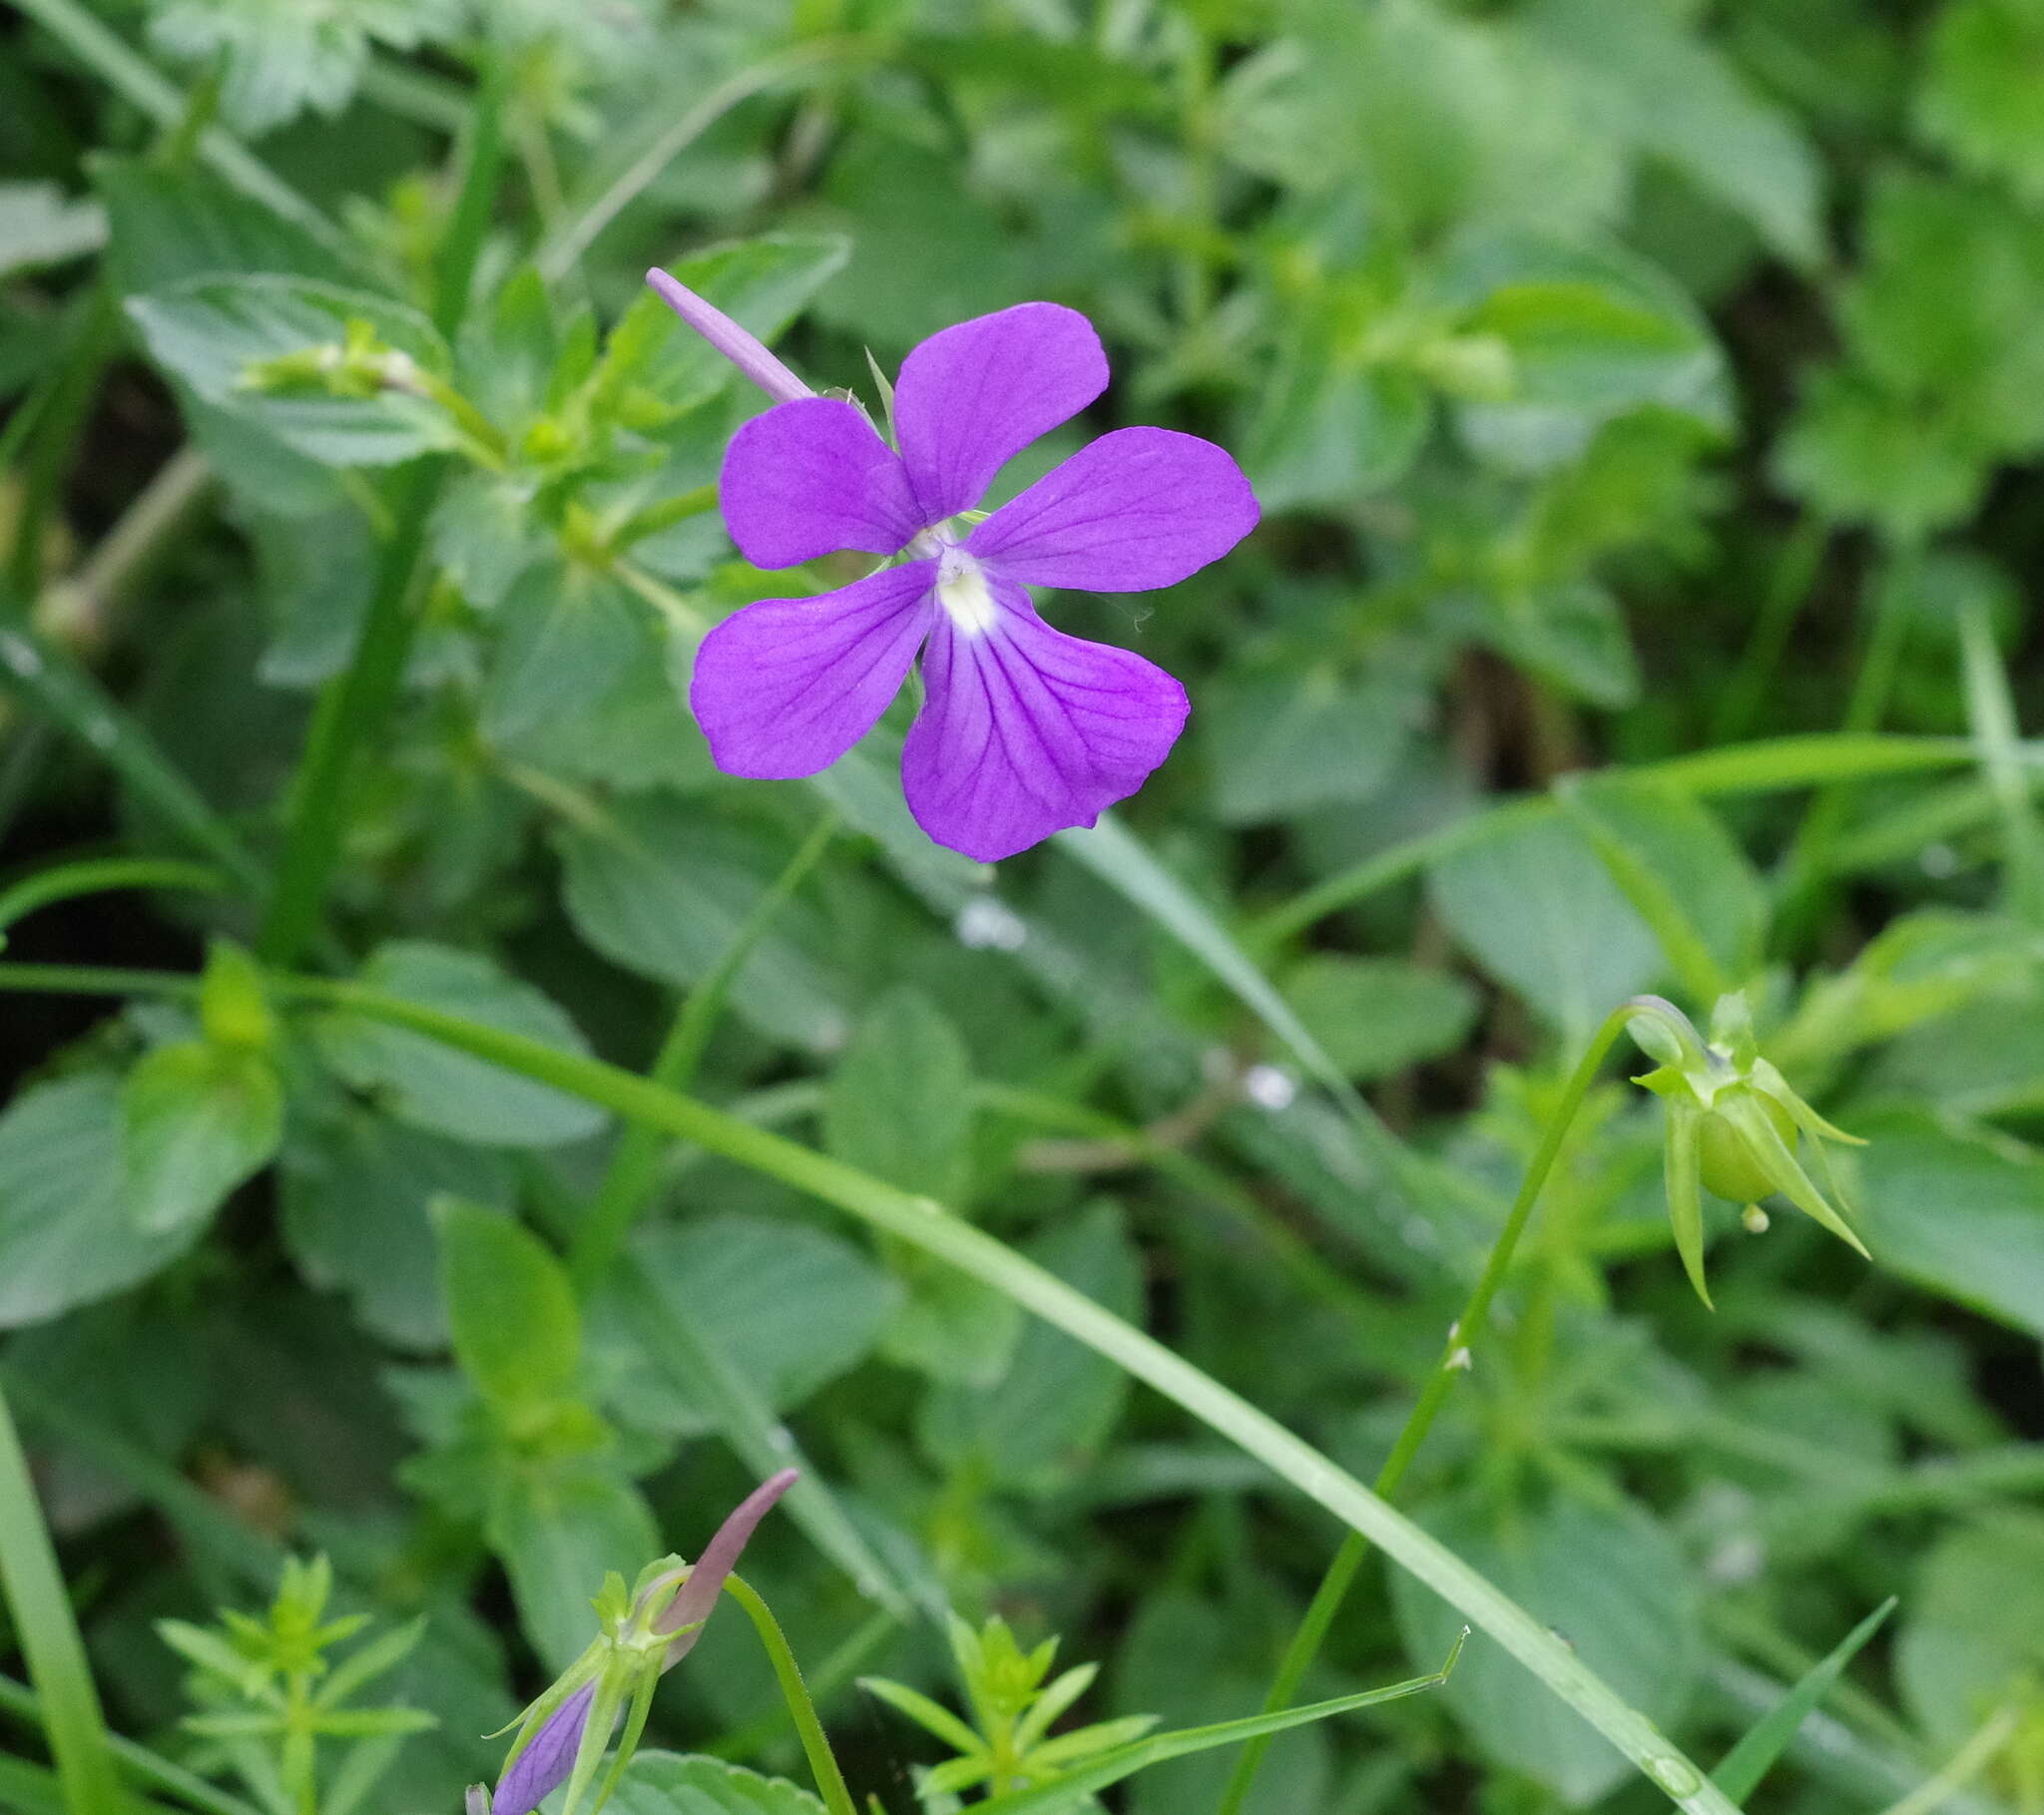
<box><xmin>1710</xmin><ymin>1598</ymin><xmax>1896</xmax><ymax>1804</ymax></box>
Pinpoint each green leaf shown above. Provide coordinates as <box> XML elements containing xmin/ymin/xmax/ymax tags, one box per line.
<box><xmin>1524</xmin><ymin>0</ymin><xmax>1823</xmax><ymax>263</ymax></box>
<box><xmin>594</xmin><ymin>1215</ymin><xmax>901</xmax><ymax>1437</ymax></box>
<box><xmin>94</xmin><ymin>156</ymin><xmax>359</xmax><ymax>294</ymax></box>
<box><xmin>883</xmin><ymin>1258</ymin><xmax>1024</xmax><ymax>1389</ymax></box>
<box><xmin>147</xmin><ymin>0</ymin><xmax>462</xmax><ymax>134</ymax></box>
<box><xmin>1204</xmin><ymin>668</ymin><xmax>1420</xmax><ymax>825</ymax></box>
<box><xmin>0</xmin><ymin>183</ymin><xmax>105</xmax><ymax>277</ymax></box>
<box><xmin>822</xmin><ymin>989</ymin><xmax>973</xmax><ymax>1204</ymax></box>
<box><xmin>1391</xmin><ymin>1493</ymin><xmax>1699</xmax><ymax>1807</ymax></box>
<box><xmin>555</xmin><ymin>798</ymin><xmax>851</xmax><ymax>1053</ymax></box>
<box><xmin>918</xmin><ymin>1204</ymin><xmax>1141</xmax><ymax>1489</ymax></box>
<box><xmin>0</xmin><ymin>1074</ymin><xmax>204</xmax><ymax>1329</ymax></box>
<box><xmin>610</xmin><ymin>1751</ymin><xmax>824</xmax><ymax>1815</ymax></box>
<box><xmin>1774</xmin><ymin>364</ymin><xmax>1986</xmax><ymax>541</ymax></box>
<box><xmin>1895</xmin><ymin>1514</ymin><xmax>2044</xmax><ymax>1751</ymax></box>
<box><xmin>434</xmin><ymin>1198</ymin><xmax>581</xmax><ymax>1417</ymax></box>
<box><xmin>121</xmin><ymin>1040</ymin><xmax>282</xmax><ymax>1236</ymax></box>
<box><xmin>1850</xmin><ymin>1116</ymin><xmax>2044</xmax><ymax>1336</ymax></box>
<box><xmin>1560</xmin><ymin>775</ymin><xmax>1767</xmax><ymax>1001</ymax></box>
<box><xmin>491</xmin><ymin>1468</ymin><xmax>659</xmax><ymax>1672</ymax></box>
<box><xmin>127</xmin><ymin>274</ymin><xmax>458</xmax><ymax>465</ymax></box>
<box><xmin>312</xmin><ymin>942</ymin><xmax>608</xmax><ymax>1147</ymax></box>
<box><xmin>1428</xmin><ymin>812</ymin><xmax>1662</xmax><ymax>1042</ymax></box>
<box><xmin>482</xmin><ymin>561</ymin><xmax>645</xmax><ymax>743</ymax></box>
<box><xmin>969</xmin><ymin>1639</ymin><xmax>1461</xmax><ymax>1815</ymax></box>
<box><xmin>1711</xmin><ymin>1598</ymin><xmax>1895</xmax><ymax>1802</ymax></box>
<box><xmin>1917</xmin><ymin>0</ymin><xmax>2044</xmax><ymax>207</ymax></box>
<box><xmin>280</xmin><ymin>1112</ymin><xmax>516</xmax><ymax>1350</ymax></box>
<box><xmin>1240</xmin><ymin>362</ymin><xmax>1430</xmax><ymax>512</ymax></box>
<box><xmin>1279</xmin><ymin>955</ymin><xmax>1480</xmax><ymax>1083</ymax></box>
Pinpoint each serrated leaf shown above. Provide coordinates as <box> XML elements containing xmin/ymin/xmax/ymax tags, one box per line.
<box><xmin>610</xmin><ymin>1751</ymin><xmax>825</xmax><ymax>1815</ymax></box>
<box><xmin>128</xmin><ymin>275</ymin><xmax>457</xmax><ymax>466</ymax></box>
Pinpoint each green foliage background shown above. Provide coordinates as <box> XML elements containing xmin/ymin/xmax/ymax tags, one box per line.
<box><xmin>2</xmin><ymin>0</ymin><xmax>2044</xmax><ymax>1811</ymax></box>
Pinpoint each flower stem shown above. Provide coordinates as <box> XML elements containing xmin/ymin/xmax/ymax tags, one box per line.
<box><xmin>0</xmin><ymin>961</ymin><xmax>1744</xmax><ymax>1815</ymax></box>
<box><xmin>722</xmin><ymin>1576</ymin><xmax>858</xmax><ymax>1815</ymax></box>
<box><xmin>1213</xmin><ymin>1000</ymin><xmax>1642</xmax><ymax>1815</ymax></box>
<box><xmin>0</xmin><ymin>1382</ymin><xmax>130</xmax><ymax>1815</ymax></box>
<box><xmin>568</xmin><ymin>809</ymin><xmax>838</xmax><ymax>1293</ymax></box>
<box><xmin>256</xmin><ymin>456</ymin><xmax>441</xmax><ymax>966</ymax></box>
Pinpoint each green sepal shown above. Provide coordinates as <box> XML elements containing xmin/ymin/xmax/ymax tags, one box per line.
<box><xmin>1662</xmin><ymin>1096</ymin><xmax>1712</xmax><ymax>1308</ymax></box>
<box><xmin>1720</xmin><ymin>1093</ymin><xmax>1870</xmax><ymax>1257</ymax></box>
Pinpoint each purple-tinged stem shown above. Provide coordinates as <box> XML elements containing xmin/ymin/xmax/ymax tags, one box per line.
<box><xmin>645</xmin><ymin>270</ymin><xmax>814</xmax><ymax>405</ymax></box>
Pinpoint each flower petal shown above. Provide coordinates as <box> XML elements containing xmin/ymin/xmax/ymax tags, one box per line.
<box><xmin>493</xmin><ymin>1684</ymin><xmax>595</xmax><ymax>1815</ymax></box>
<box><xmin>691</xmin><ymin>563</ymin><xmax>936</xmax><ymax>778</ymax></box>
<box><xmin>966</xmin><ymin>426</ymin><xmax>1259</xmax><ymax>592</ymax></box>
<box><xmin>902</xmin><ymin>579</ymin><xmax>1188</xmax><ymax>861</ymax></box>
<box><xmin>894</xmin><ymin>302</ymin><xmax>1108</xmax><ymax>523</ymax></box>
<box><xmin>720</xmin><ymin>397</ymin><xmax>923</xmax><ymax>568</ymax></box>
<box><xmin>655</xmin><ymin>1469</ymin><xmax>799</xmax><ymax>1668</ymax></box>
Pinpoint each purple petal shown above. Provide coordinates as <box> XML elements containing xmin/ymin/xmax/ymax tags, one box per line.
<box><xmin>720</xmin><ymin>398</ymin><xmax>923</xmax><ymax>569</ymax></box>
<box><xmin>645</xmin><ymin>269</ymin><xmax>814</xmax><ymax>405</ymax></box>
<box><xmin>493</xmin><ymin>1684</ymin><xmax>595</xmax><ymax>1815</ymax></box>
<box><xmin>690</xmin><ymin>564</ymin><xmax>935</xmax><ymax>778</ymax></box>
<box><xmin>656</xmin><ymin>1470</ymin><xmax>800</xmax><ymax>1666</ymax></box>
<box><xmin>893</xmin><ymin>303</ymin><xmax>1108</xmax><ymax>523</ymax></box>
<box><xmin>965</xmin><ymin>427</ymin><xmax>1259</xmax><ymax>593</ymax></box>
<box><xmin>902</xmin><ymin>576</ymin><xmax>1188</xmax><ymax>862</ymax></box>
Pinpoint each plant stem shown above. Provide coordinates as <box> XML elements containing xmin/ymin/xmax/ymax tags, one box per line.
<box><xmin>430</xmin><ymin>50</ymin><xmax>510</xmax><ymax>338</ymax></box>
<box><xmin>1710</xmin><ymin>516</ymin><xmax>1828</xmax><ymax>747</ymax></box>
<box><xmin>1214</xmin><ymin>1001</ymin><xmax>1641</xmax><ymax>1815</ymax></box>
<box><xmin>723</xmin><ymin>1577</ymin><xmax>858</xmax><ymax>1815</ymax></box>
<box><xmin>256</xmin><ymin>458</ymin><xmax>439</xmax><ymax>965</ymax></box>
<box><xmin>5</xmin><ymin>286</ymin><xmax>117</xmax><ymax>601</ymax></box>
<box><xmin>0</xmin><ymin>957</ymin><xmax>1750</xmax><ymax>1814</ymax></box>
<box><xmin>0</xmin><ymin>1383</ymin><xmax>129</xmax><ymax>1815</ymax></box>
<box><xmin>568</xmin><ymin>809</ymin><xmax>837</xmax><ymax>1292</ymax></box>
<box><xmin>264</xmin><ymin>976</ymin><xmax>1743</xmax><ymax>1815</ymax></box>
<box><xmin>1955</xmin><ymin>596</ymin><xmax>2044</xmax><ymax>922</ymax></box>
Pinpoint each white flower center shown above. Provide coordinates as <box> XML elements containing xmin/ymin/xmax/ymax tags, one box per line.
<box><xmin>934</xmin><ymin>545</ymin><xmax>999</xmax><ymax>636</ymax></box>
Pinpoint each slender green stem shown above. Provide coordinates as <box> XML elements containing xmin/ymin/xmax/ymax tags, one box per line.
<box><xmin>1252</xmin><ymin>732</ymin><xmax>1981</xmax><ymax>949</ymax></box>
<box><xmin>266</xmin><ymin>977</ymin><xmax>1742</xmax><ymax>1815</ymax></box>
<box><xmin>430</xmin><ymin>50</ymin><xmax>511</xmax><ymax>337</ymax></box>
<box><xmin>0</xmin><ymin>1384</ymin><xmax>129</xmax><ymax>1815</ymax></box>
<box><xmin>703</xmin><ymin>1611</ymin><xmax>897</xmax><ymax>1764</ymax></box>
<box><xmin>1775</xmin><ymin>550</ymin><xmax>1918</xmax><ymax>946</ymax></box>
<box><xmin>1709</xmin><ymin>517</ymin><xmax>1828</xmax><ymax>747</ymax></box>
<box><xmin>0</xmin><ymin>619</ymin><xmax>265</xmax><ymax>894</ymax></box>
<box><xmin>0</xmin><ymin>1677</ymin><xmax>261</xmax><ymax>1815</ymax></box>
<box><xmin>257</xmin><ymin>458</ymin><xmax>439</xmax><ymax>964</ymax></box>
<box><xmin>0</xmin><ymin>958</ymin><xmax>1747</xmax><ymax>1813</ymax></box>
<box><xmin>6</xmin><ymin>286</ymin><xmax>117</xmax><ymax>600</ymax></box>
<box><xmin>722</xmin><ymin>1577</ymin><xmax>858</xmax><ymax>1815</ymax></box>
<box><xmin>0</xmin><ymin>858</ymin><xmax>224</xmax><ymax>942</ymax></box>
<box><xmin>1955</xmin><ymin>597</ymin><xmax>2044</xmax><ymax>922</ymax></box>
<box><xmin>569</xmin><ymin>810</ymin><xmax>838</xmax><ymax>1292</ymax></box>
<box><xmin>1215</xmin><ymin>1001</ymin><xmax>1642</xmax><ymax>1815</ymax></box>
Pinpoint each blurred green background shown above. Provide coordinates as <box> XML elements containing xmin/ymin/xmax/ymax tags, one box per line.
<box><xmin>2</xmin><ymin>1</ymin><xmax>2044</xmax><ymax>1812</ymax></box>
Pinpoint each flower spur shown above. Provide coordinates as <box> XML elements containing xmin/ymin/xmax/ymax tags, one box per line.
<box><xmin>647</xmin><ymin>272</ymin><xmax>1260</xmax><ymax>861</ymax></box>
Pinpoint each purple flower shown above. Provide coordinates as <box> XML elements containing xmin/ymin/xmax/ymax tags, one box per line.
<box><xmin>491</xmin><ymin>1683</ymin><xmax>596</xmax><ymax>1815</ymax></box>
<box><xmin>652</xmin><ymin>1466</ymin><xmax>797</xmax><ymax>1666</ymax></box>
<box><xmin>650</xmin><ymin>281</ymin><xmax>1259</xmax><ymax>861</ymax></box>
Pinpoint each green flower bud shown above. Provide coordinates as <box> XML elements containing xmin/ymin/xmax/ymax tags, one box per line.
<box><xmin>1627</xmin><ymin>992</ymin><xmax>1869</xmax><ymax>1308</ymax></box>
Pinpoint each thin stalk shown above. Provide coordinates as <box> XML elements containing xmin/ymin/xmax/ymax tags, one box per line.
<box><xmin>0</xmin><ymin>857</ymin><xmax>223</xmax><ymax>941</ymax></box>
<box><xmin>722</xmin><ymin>1577</ymin><xmax>858</xmax><ymax>1815</ymax></box>
<box><xmin>0</xmin><ymin>958</ymin><xmax>1750</xmax><ymax>1814</ymax></box>
<box><xmin>1215</xmin><ymin>1001</ymin><xmax>1641</xmax><ymax>1815</ymax></box>
<box><xmin>0</xmin><ymin>619</ymin><xmax>266</xmax><ymax>894</ymax></box>
<box><xmin>1872</xmin><ymin>1705</ymin><xmax>2021</xmax><ymax>1815</ymax></box>
<box><xmin>1775</xmin><ymin>549</ymin><xmax>1918</xmax><ymax>946</ymax></box>
<box><xmin>702</xmin><ymin>1610</ymin><xmax>897</xmax><ymax>1764</ymax></box>
<box><xmin>430</xmin><ymin>50</ymin><xmax>511</xmax><ymax>337</ymax></box>
<box><xmin>256</xmin><ymin>459</ymin><xmax>439</xmax><ymax>964</ymax></box>
<box><xmin>0</xmin><ymin>1384</ymin><xmax>129</xmax><ymax>1815</ymax></box>
<box><xmin>569</xmin><ymin>810</ymin><xmax>838</xmax><ymax>1292</ymax></box>
<box><xmin>1955</xmin><ymin>596</ymin><xmax>2044</xmax><ymax>922</ymax></box>
<box><xmin>7</xmin><ymin>287</ymin><xmax>118</xmax><ymax>600</ymax></box>
<box><xmin>0</xmin><ymin>1677</ymin><xmax>261</xmax><ymax>1815</ymax></box>
<box><xmin>1710</xmin><ymin>517</ymin><xmax>1828</xmax><ymax>746</ymax></box>
<box><xmin>37</xmin><ymin>449</ymin><xmax>216</xmax><ymax>655</ymax></box>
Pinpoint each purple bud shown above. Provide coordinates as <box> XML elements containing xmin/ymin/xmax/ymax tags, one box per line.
<box><xmin>644</xmin><ymin>270</ymin><xmax>814</xmax><ymax>406</ymax></box>
<box><xmin>654</xmin><ymin>1470</ymin><xmax>799</xmax><ymax>1666</ymax></box>
<box><xmin>492</xmin><ymin>1682</ymin><xmax>596</xmax><ymax>1815</ymax></box>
